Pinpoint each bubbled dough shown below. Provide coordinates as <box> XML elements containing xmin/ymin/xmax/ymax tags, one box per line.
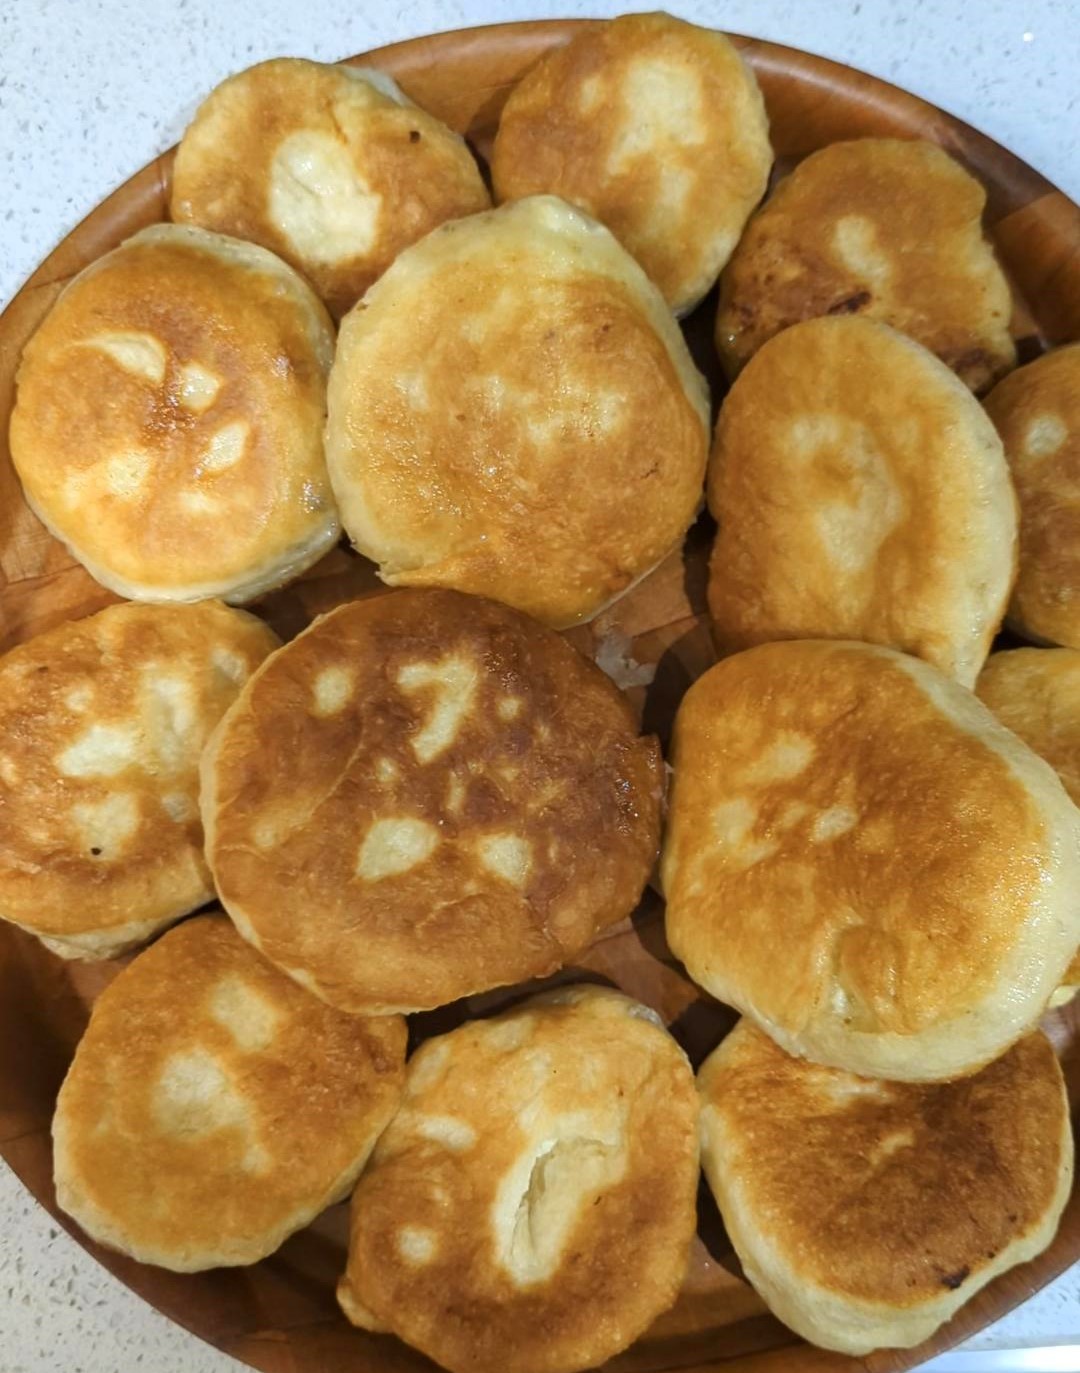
<box><xmin>716</xmin><ymin>138</ymin><xmax>1016</xmax><ymax>393</ymax></box>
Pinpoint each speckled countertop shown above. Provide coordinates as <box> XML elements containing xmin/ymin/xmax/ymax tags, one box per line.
<box><xmin>1</xmin><ymin>2</ymin><xmax>1078</xmax><ymax>1370</ymax></box>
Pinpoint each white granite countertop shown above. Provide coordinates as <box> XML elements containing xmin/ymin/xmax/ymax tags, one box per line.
<box><xmin>1</xmin><ymin>1</ymin><xmax>1078</xmax><ymax>1370</ymax></box>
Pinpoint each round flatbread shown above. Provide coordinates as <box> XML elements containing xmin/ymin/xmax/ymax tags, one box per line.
<box><xmin>983</xmin><ymin>344</ymin><xmax>1080</xmax><ymax>647</ymax></box>
<box><xmin>699</xmin><ymin>1021</ymin><xmax>1072</xmax><ymax>1354</ymax></box>
<box><xmin>202</xmin><ymin>589</ymin><xmax>662</xmax><ymax>1013</ymax></box>
<box><xmin>338</xmin><ymin>985</ymin><xmax>699</xmax><ymax>1373</ymax></box>
<box><xmin>662</xmin><ymin>639</ymin><xmax>1080</xmax><ymax>1081</ymax></box>
<box><xmin>324</xmin><ymin>195</ymin><xmax>709</xmax><ymax>628</ymax></box>
<box><xmin>0</xmin><ymin>600</ymin><xmax>278</xmax><ymax>959</ymax></box>
<box><xmin>706</xmin><ymin>315</ymin><xmax>1016</xmax><ymax>686</ymax></box>
<box><xmin>10</xmin><ymin>223</ymin><xmax>338</xmax><ymax>604</ymax></box>
<box><xmin>172</xmin><ymin>58</ymin><xmax>489</xmax><ymax>316</ymax></box>
<box><xmin>492</xmin><ymin>14</ymin><xmax>771</xmax><ymax>315</ymax></box>
<box><xmin>716</xmin><ymin>137</ymin><xmax>1016</xmax><ymax>392</ymax></box>
<box><xmin>53</xmin><ymin>913</ymin><xmax>406</xmax><ymax>1271</ymax></box>
<box><xmin>976</xmin><ymin>645</ymin><xmax>1080</xmax><ymax>1002</ymax></box>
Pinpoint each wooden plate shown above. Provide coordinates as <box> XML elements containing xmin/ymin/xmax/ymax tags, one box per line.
<box><xmin>1</xmin><ymin>20</ymin><xmax>1078</xmax><ymax>1373</ymax></box>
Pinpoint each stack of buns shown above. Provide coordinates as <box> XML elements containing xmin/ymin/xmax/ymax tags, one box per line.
<box><xmin>3</xmin><ymin>11</ymin><xmax>1078</xmax><ymax>1373</ymax></box>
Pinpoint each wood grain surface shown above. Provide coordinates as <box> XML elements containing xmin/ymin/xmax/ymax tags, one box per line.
<box><xmin>0</xmin><ymin>19</ymin><xmax>1078</xmax><ymax>1373</ymax></box>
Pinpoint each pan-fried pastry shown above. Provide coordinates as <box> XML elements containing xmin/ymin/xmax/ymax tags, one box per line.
<box><xmin>202</xmin><ymin>589</ymin><xmax>663</xmax><ymax>1013</ymax></box>
<box><xmin>698</xmin><ymin>1020</ymin><xmax>1072</xmax><ymax>1355</ymax></box>
<box><xmin>0</xmin><ymin>601</ymin><xmax>277</xmax><ymax>959</ymax></box>
<box><xmin>171</xmin><ymin>58</ymin><xmax>490</xmax><ymax>316</ymax></box>
<box><xmin>53</xmin><ymin>913</ymin><xmax>406</xmax><ymax>1270</ymax></box>
<box><xmin>10</xmin><ymin>223</ymin><xmax>338</xmax><ymax>604</ymax></box>
<box><xmin>491</xmin><ymin>13</ymin><xmax>771</xmax><ymax>315</ymax></box>
<box><xmin>716</xmin><ymin>137</ymin><xmax>1016</xmax><ymax>392</ymax></box>
<box><xmin>983</xmin><ymin>344</ymin><xmax>1080</xmax><ymax>647</ymax></box>
<box><xmin>706</xmin><ymin>315</ymin><xmax>1016</xmax><ymax>686</ymax></box>
<box><xmin>662</xmin><ymin>640</ymin><xmax>1080</xmax><ymax>1081</ymax></box>
<box><xmin>324</xmin><ymin>195</ymin><xmax>710</xmax><ymax>628</ymax></box>
<box><xmin>976</xmin><ymin>646</ymin><xmax>1080</xmax><ymax>1003</ymax></box>
<box><xmin>976</xmin><ymin>647</ymin><xmax>1080</xmax><ymax>811</ymax></box>
<box><xmin>338</xmin><ymin>985</ymin><xmax>699</xmax><ymax>1373</ymax></box>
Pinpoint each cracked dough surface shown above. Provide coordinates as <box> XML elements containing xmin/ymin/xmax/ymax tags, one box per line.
<box><xmin>338</xmin><ymin>984</ymin><xmax>699</xmax><ymax>1373</ymax></box>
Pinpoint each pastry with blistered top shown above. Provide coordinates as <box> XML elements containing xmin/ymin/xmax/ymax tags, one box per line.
<box><xmin>53</xmin><ymin>913</ymin><xmax>406</xmax><ymax>1270</ymax></box>
<box><xmin>491</xmin><ymin>13</ymin><xmax>771</xmax><ymax>315</ymax></box>
<box><xmin>698</xmin><ymin>1020</ymin><xmax>1072</xmax><ymax>1354</ymax></box>
<box><xmin>661</xmin><ymin>639</ymin><xmax>1080</xmax><ymax>1081</ymax></box>
<box><xmin>201</xmin><ymin>588</ymin><xmax>663</xmax><ymax>1013</ymax></box>
<box><xmin>983</xmin><ymin>344</ymin><xmax>1080</xmax><ymax>647</ymax></box>
<box><xmin>338</xmin><ymin>984</ymin><xmax>699</xmax><ymax>1373</ymax></box>
<box><xmin>706</xmin><ymin>315</ymin><xmax>1016</xmax><ymax>686</ymax></box>
<box><xmin>10</xmin><ymin>223</ymin><xmax>338</xmax><ymax>604</ymax></box>
<box><xmin>0</xmin><ymin>600</ymin><xmax>278</xmax><ymax>959</ymax></box>
<box><xmin>171</xmin><ymin>58</ymin><xmax>490</xmax><ymax>317</ymax></box>
<box><xmin>715</xmin><ymin>137</ymin><xmax>1016</xmax><ymax>392</ymax></box>
<box><xmin>324</xmin><ymin>195</ymin><xmax>710</xmax><ymax>628</ymax></box>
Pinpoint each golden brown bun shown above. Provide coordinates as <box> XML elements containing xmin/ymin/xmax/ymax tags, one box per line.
<box><xmin>976</xmin><ymin>647</ymin><xmax>1080</xmax><ymax>807</ymax></box>
<box><xmin>983</xmin><ymin>345</ymin><xmax>1080</xmax><ymax>647</ymax></box>
<box><xmin>53</xmin><ymin>913</ymin><xmax>406</xmax><ymax>1271</ymax></box>
<box><xmin>706</xmin><ymin>315</ymin><xmax>1016</xmax><ymax>686</ymax></box>
<box><xmin>976</xmin><ymin>646</ymin><xmax>1080</xmax><ymax>1001</ymax></box>
<box><xmin>0</xmin><ymin>601</ymin><xmax>278</xmax><ymax>959</ymax></box>
<box><xmin>325</xmin><ymin>195</ymin><xmax>709</xmax><ymax>628</ymax></box>
<box><xmin>171</xmin><ymin>58</ymin><xmax>490</xmax><ymax>317</ymax></box>
<box><xmin>491</xmin><ymin>14</ymin><xmax>771</xmax><ymax>315</ymax></box>
<box><xmin>202</xmin><ymin>589</ymin><xmax>662</xmax><ymax>1013</ymax></box>
<box><xmin>661</xmin><ymin>640</ymin><xmax>1080</xmax><ymax>1081</ymax></box>
<box><xmin>338</xmin><ymin>985</ymin><xmax>699</xmax><ymax>1373</ymax></box>
<box><xmin>698</xmin><ymin>1021</ymin><xmax>1072</xmax><ymax>1355</ymax></box>
<box><xmin>10</xmin><ymin>224</ymin><xmax>338</xmax><ymax>604</ymax></box>
<box><xmin>716</xmin><ymin>137</ymin><xmax>1016</xmax><ymax>392</ymax></box>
